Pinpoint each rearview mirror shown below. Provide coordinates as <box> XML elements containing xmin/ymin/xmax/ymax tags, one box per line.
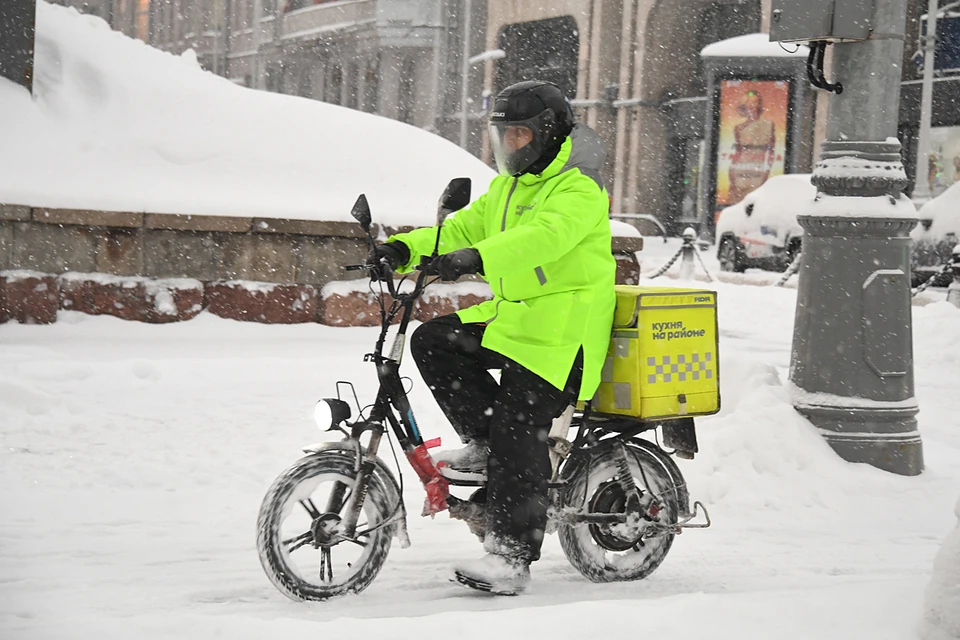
<box><xmin>437</xmin><ymin>178</ymin><xmax>471</xmax><ymax>225</ymax></box>
<box><xmin>351</xmin><ymin>194</ymin><xmax>372</xmax><ymax>232</ymax></box>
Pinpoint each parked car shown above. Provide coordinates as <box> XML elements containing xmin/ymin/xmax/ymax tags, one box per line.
<box><xmin>715</xmin><ymin>174</ymin><xmax>814</xmax><ymax>272</ymax></box>
<box><xmin>911</xmin><ymin>182</ymin><xmax>960</xmax><ymax>287</ymax></box>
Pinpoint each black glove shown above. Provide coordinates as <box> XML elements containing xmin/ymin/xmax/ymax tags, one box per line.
<box><xmin>367</xmin><ymin>241</ymin><xmax>410</xmax><ymax>280</ymax></box>
<box><xmin>423</xmin><ymin>248</ymin><xmax>484</xmax><ymax>281</ymax></box>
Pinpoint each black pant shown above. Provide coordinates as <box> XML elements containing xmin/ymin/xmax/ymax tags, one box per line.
<box><xmin>410</xmin><ymin>314</ymin><xmax>581</xmax><ymax>562</ymax></box>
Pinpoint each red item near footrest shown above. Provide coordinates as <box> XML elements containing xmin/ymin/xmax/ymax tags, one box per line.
<box><xmin>405</xmin><ymin>443</ymin><xmax>450</xmax><ymax>517</ymax></box>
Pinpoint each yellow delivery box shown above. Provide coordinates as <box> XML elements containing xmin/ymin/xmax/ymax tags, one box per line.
<box><xmin>592</xmin><ymin>285</ymin><xmax>720</xmax><ymax>420</ymax></box>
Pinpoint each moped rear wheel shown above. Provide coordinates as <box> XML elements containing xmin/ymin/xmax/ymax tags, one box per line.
<box><xmin>558</xmin><ymin>445</ymin><xmax>680</xmax><ymax>582</ymax></box>
<box><xmin>257</xmin><ymin>451</ymin><xmax>397</xmax><ymax>601</ymax></box>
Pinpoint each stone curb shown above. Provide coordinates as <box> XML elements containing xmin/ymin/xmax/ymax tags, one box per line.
<box><xmin>59</xmin><ymin>273</ymin><xmax>204</xmax><ymax>323</ymax></box>
<box><xmin>206</xmin><ymin>281</ymin><xmax>318</xmax><ymax>324</ymax></box>
<box><xmin>0</xmin><ymin>271</ymin><xmax>59</xmax><ymax>324</ymax></box>
<box><xmin>0</xmin><ymin>249</ymin><xmax>641</xmax><ymax>325</ymax></box>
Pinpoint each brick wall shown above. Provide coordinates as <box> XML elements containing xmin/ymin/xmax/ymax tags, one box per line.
<box><xmin>0</xmin><ymin>204</ymin><xmax>643</xmax><ymax>325</ymax></box>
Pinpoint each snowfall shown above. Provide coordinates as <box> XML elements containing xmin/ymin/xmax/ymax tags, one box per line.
<box><xmin>3</xmin><ymin>3</ymin><xmax>960</xmax><ymax>640</ymax></box>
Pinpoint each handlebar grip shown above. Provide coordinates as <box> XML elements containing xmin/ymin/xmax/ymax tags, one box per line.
<box><xmin>415</xmin><ymin>255</ymin><xmax>436</xmax><ymax>273</ymax></box>
<box><xmin>343</xmin><ymin>264</ymin><xmax>370</xmax><ymax>271</ymax></box>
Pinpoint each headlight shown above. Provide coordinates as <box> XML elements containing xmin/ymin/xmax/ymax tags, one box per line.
<box><xmin>313</xmin><ymin>399</ymin><xmax>352</xmax><ymax>430</ymax></box>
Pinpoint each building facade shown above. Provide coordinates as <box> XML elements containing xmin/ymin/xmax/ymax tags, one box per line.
<box><xmin>52</xmin><ymin>0</ymin><xmax>959</xmax><ymax>235</ymax></box>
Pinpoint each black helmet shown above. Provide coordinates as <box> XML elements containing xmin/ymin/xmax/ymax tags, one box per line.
<box><xmin>488</xmin><ymin>81</ymin><xmax>575</xmax><ymax>177</ymax></box>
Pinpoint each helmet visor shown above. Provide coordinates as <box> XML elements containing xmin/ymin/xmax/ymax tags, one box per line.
<box><xmin>488</xmin><ymin>112</ymin><xmax>550</xmax><ymax>176</ymax></box>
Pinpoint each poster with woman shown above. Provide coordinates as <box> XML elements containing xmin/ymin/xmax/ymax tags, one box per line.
<box><xmin>714</xmin><ymin>79</ymin><xmax>791</xmax><ymax>219</ymax></box>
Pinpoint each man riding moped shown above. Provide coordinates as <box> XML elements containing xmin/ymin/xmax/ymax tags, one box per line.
<box><xmin>370</xmin><ymin>80</ymin><xmax>616</xmax><ymax>595</ymax></box>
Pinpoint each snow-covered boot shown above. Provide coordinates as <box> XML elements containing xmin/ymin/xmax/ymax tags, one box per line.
<box><xmin>452</xmin><ymin>553</ymin><xmax>531</xmax><ymax>595</ymax></box>
<box><xmin>434</xmin><ymin>439</ymin><xmax>489</xmax><ymax>473</ymax></box>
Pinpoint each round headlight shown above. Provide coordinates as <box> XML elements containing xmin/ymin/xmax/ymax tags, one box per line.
<box><xmin>314</xmin><ymin>400</ymin><xmax>334</xmax><ymax>430</ymax></box>
<box><xmin>313</xmin><ymin>399</ymin><xmax>352</xmax><ymax>431</ymax></box>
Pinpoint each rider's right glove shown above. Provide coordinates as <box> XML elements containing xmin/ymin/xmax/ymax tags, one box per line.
<box><xmin>367</xmin><ymin>241</ymin><xmax>410</xmax><ymax>282</ymax></box>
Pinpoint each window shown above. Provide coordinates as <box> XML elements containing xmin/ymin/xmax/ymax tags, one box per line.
<box><xmin>265</xmin><ymin>63</ymin><xmax>283</xmax><ymax>93</ymax></box>
<box><xmin>345</xmin><ymin>63</ymin><xmax>358</xmax><ymax>109</ymax></box>
<box><xmin>398</xmin><ymin>58</ymin><xmax>416</xmax><ymax>123</ymax></box>
<box><xmin>363</xmin><ymin>58</ymin><xmax>379</xmax><ymax>112</ymax></box>
<box><xmin>297</xmin><ymin>67</ymin><xmax>314</xmax><ymax>98</ymax></box>
<box><xmin>497</xmin><ymin>16</ymin><xmax>579</xmax><ymax>98</ymax></box>
<box><xmin>326</xmin><ymin>65</ymin><xmax>343</xmax><ymax>104</ymax></box>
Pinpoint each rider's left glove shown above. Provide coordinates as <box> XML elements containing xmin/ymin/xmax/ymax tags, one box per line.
<box><xmin>367</xmin><ymin>241</ymin><xmax>410</xmax><ymax>281</ymax></box>
<box><xmin>424</xmin><ymin>248</ymin><xmax>484</xmax><ymax>281</ymax></box>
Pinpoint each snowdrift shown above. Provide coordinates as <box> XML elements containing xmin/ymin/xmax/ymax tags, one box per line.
<box><xmin>0</xmin><ymin>2</ymin><xmax>495</xmax><ymax>226</ymax></box>
<box><xmin>916</xmin><ymin>181</ymin><xmax>960</xmax><ymax>240</ymax></box>
<box><xmin>2</xmin><ymin>277</ymin><xmax>960</xmax><ymax>638</ymax></box>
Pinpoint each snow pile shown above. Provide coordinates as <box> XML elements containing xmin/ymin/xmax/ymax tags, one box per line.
<box><xmin>701</xmin><ymin>33</ymin><xmax>809</xmax><ymax>58</ymax></box>
<box><xmin>916</xmin><ymin>181</ymin><xmax>960</xmax><ymax>240</ymax></box>
<box><xmin>610</xmin><ymin>220</ymin><xmax>642</xmax><ymax>237</ymax></box>
<box><xmin>811</xmin><ymin>193</ymin><xmax>918</xmax><ymax>219</ymax></box>
<box><xmin>715</xmin><ymin>174</ymin><xmax>813</xmax><ymax>246</ymax></box>
<box><xmin>921</xmin><ymin>495</ymin><xmax>960</xmax><ymax>640</ymax></box>
<box><xmin>0</xmin><ymin>2</ymin><xmax>495</xmax><ymax>227</ymax></box>
<box><xmin>689</xmin><ymin>359</ymin><xmax>869</xmax><ymax>511</ymax></box>
<box><xmin>2</xmin><ymin>268</ymin><xmax>960</xmax><ymax>637</ymax></box>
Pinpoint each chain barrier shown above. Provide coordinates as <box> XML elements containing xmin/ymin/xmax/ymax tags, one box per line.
<box><xmin>912</xmin><ymin>261</ymin><xmax>954</xmax><ymax>297</ymax></box>
<box><xmin>645</xmin><ymin>242</ymin><xmax>714</xmax><ymax>282</ymax></box>
<box><xmin>775</xmin><ymin>252</ymin><xmax>802</xmax><ymax>287</ymax></box>
<box><xmin>646</xmin><ymin>246</ymin><xmax>684</xmax><ymax>279</ymax></box>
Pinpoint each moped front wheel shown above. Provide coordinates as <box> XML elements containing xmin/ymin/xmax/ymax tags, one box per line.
<box><xmin>257</xmin><ymin>451</ymin><xmax>397</xmax><ymax>601</ymax></box>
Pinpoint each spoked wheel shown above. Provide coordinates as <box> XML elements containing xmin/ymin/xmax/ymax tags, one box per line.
<box><xmin>558</xmin><ymin>445</ymin><xmax>680</xmax><ymax>582</ymax></box>
<box><xmin>257</xmin><ymin>452</ymin><xmax>397</xmax><ymax>601</ymax></box>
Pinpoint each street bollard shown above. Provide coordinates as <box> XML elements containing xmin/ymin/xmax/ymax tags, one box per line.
<box><xmin>679</xmin><ymin>227</ymin><xmax>697</xmax><ymax>281</ymax></box>
<box><xmin>947</xmin><ymin>245</ymin><xmax>960</xmax><ymax>309</ymax></box>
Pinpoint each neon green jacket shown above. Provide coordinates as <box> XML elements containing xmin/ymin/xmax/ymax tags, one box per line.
<box><xmin>390</xmin><ymin>124</ymin><xmax>616</xmax><ymax>400</ymax></box>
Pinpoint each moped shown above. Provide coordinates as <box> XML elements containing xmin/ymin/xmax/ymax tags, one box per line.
<box><xmin>256</xmin><ymin>178</ymin><xmax>711</xmax><ymax>601</ymax></box>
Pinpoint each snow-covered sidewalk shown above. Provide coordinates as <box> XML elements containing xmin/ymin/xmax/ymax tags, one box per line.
<box><xmin>1</xmin><ymin>281</ymin><xmax>959</xmax><ymax>639</ymax></box>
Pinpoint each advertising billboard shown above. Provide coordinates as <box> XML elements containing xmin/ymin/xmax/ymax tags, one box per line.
<box><xmin>714</xmin><ymin>79</ymin><xmax>791</xmax><ymax>221</ymax></box>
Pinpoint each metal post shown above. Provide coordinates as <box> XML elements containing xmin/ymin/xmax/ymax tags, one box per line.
<box><xmin>250</xmin><ymin>0</ymin><xmax>262</xmax><ymax>89</ymax></box>
<box><xmin>427</xmin><ymin>0</ymin><xmax>445</xmax><ymax>133</ymax></box>
<box><xmin>212</xmin><ymin>0</ymin><xmax>221</xmax><ymax>76</ymax></box>
<box><xmin>947</xmin><ymin>245</ymin><xmax>960</xmax><ymax>308</ymax></box>
<box><xmin>458</xmin><ymin>0</ymin><xmax>472</xmax><ymax>149</ymax></box>
<box><xmin>223</xmin><ymin>0</ymin><xmax>233</xmax><ymax>79</ymax></box>
<box><xmin>913</xmin><ymin>0</ymin><xmax>939</xmax><ymax>204</ymax></box>
<box><xmin>790</xmin><ymin>0</ymin><xmax>923</xmax><ymax>475</ymax></box>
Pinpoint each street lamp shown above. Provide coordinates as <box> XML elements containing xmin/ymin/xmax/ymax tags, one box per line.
<box><xmin>458</xmin><ymin>0</ymin><xmax>505</xmax><ymax>149</ymax></box>
<box><xmin>914</xmin><ymin>0</ymin><xmax>960</xmax><ymax>204</ymax></box>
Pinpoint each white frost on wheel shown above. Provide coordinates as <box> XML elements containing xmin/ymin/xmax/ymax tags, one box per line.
<box><xmin>257</xmin><ymin>453</ymin><xmax>397</xmax><ymax>601</ymax></box>
<box><xmin>558</xmin><ymin>446</ymin><xmax>679</xmax><ymax>582</ymax></box>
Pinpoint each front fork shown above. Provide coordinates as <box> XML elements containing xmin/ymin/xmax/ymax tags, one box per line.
<box><xmin>338</xmin><ymin>374</ymin><xmax>452</xmax><ymax>540</ymax></box>
<box><xmin>339</xmin><ymin>425</ymin><xmax>385</xmax><ymax>538</ymax></box>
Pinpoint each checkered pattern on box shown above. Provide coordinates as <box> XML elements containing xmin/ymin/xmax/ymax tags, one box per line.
<box><xmin>646</xmin><ymin>352</ymin><xmax>713</xmax><ymax>384</ymax></box>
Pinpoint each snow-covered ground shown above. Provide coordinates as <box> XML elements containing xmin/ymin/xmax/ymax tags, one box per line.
<box><xmin>0</xmin><ymin>2</ymin><xmax>494</xmax><ymax>227</ymax></box>
<box><xmin>2</xmin><ymin>278</ymin><xmax>958</xmax><ymax>639</ymax></box>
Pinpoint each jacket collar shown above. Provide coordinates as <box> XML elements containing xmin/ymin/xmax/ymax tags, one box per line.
<box><xmin>518</xmin><ymin>135</ymin><xmax>572</xmax><ymax>186</ymax></box>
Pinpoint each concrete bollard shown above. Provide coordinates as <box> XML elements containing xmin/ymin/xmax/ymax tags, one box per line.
<box><xmin>947</xmin><ymin>245</ymin><xmax>960</xmax><ymax>309</ymax></box>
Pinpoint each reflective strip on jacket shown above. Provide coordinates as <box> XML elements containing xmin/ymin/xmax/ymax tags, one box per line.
<box><xmin>389</xmin><ymin>124</ymin><xmax>616</xmax><ymax>401</ymax></box>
